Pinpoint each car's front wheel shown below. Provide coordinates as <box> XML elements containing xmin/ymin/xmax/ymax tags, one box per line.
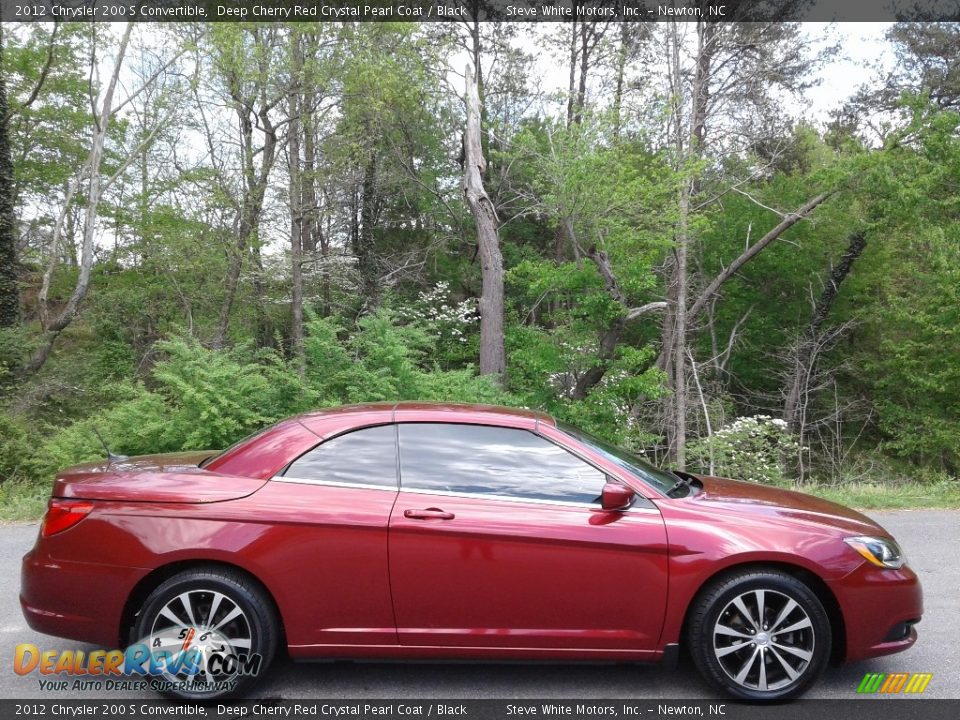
<box><xmin>131</xmin><ymin>567</ymin><xmax>278</xmax><ymax>700</ymax></box>
<box><xmin>688</xmin><ymin>569</ymin><xmax>832</xmax><ymax>700</ymax></box>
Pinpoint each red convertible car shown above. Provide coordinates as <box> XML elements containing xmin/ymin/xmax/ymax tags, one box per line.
<box><xmin>21</xmin><ymin>403</ymin><xmax>921</xmax><ymax>700</ymax></box>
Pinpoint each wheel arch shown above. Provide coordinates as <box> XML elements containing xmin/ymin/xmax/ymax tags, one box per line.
<box><xmin>678</xmin><ymin>561</ymin><xmax>846</xmax><ymax>665</ymax></box>
<box><xmin>119</xmin><ymin>559</ymin><xmax>287</xmax><ymax>652</ymax></box>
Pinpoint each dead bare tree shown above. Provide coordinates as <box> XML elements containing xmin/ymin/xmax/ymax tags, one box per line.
<box><xmin>463</xmin><ymin>63</ymin><xmax>505</xmax><ymax>384</ymax></box>
<box><xmin>210</xmin><ymin>26</ymin><xmax>285</xmax><ymax>349</ymax></box>
<box><xmin>649</xmin><ymin>19</ymin><xmax>828</xmax><ymax>466</ymax></box>
<box><xmin>783</xmin><ymin>232</ymin><xmax>867</xmax><ymax>427</ymax></box>
<box><xmin>24</xmin><ymin>24</ymin><xmax>184</xmax><ymax>374</ymax></box>
<box><xmin>779</xmin><ymin>232</ymin><xmax>868</xmax><ymax>482</ymax></box>
<box><xmin>778</xmin><ymin>321</ymin><xmax>856</xmax><ymax>483</ymax></box>
<box><xmin>28</xmin><ymin>27</ymin><xmax>184</xmax><ymax>371</ymax></box>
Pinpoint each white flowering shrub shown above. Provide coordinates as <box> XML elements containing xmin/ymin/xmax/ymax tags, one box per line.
<box><xmin>396</xmin><ymin>282</ymin><xmax>478</xmax><ymax>365</ymax></box>
<box><xmin>688</xmin><ymin>415</ymin><xmax>800</xmax><ymax>487</ymax></box>
<box><xmin>543</xmin><ymin>339</ymin><xmax>598</xmax><ymax>396</ymax></box>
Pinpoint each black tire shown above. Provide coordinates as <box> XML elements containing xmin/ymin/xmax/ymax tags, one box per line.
<box><xmin>131</xmin><ymin>568</ymin><xmax>278</xmax><ymax>700</ymax></box>
<box><xmin>687</xmin><ymin>569</ymin><xmax>832</xmax><ymax>701</ymax></box>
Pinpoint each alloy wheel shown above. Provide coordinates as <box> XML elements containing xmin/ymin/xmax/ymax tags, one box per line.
<box><xmin>146</xmin><ymin>588</ymin><xmax>254</xmax><ymax>690</ymax></box>
<box><xmin>712</xmin><ymin>588</ymin><xmax>816</xmax><ymax>692</ymax></box>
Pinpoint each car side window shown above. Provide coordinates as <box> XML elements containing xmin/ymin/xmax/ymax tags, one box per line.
<box><xmin>282</xmin><ymin>424</ymin><xmax>398</xmax><ymax>489</ymax></box>
<box><xmin>398</xmin><ymin>423</ymin><xmax>606</xmax><ymax>504</ymax></box>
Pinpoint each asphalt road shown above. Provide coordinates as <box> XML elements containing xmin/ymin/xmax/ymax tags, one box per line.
<box><xmin>1</xmin><ymin>511</ymin><xmax>957</xmax><ymax>701</ymax></box>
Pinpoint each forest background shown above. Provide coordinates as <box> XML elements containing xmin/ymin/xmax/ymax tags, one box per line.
<box><xmin>1</xmin><ymin>16</ymin><xmax>959</xmax><ymax>518</ymax></box>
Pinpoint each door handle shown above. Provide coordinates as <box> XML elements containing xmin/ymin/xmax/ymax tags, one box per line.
<box><xmin>404</xmin><ymin>508</ymin><xmax>455</xmax><ymax>520</ymax></box>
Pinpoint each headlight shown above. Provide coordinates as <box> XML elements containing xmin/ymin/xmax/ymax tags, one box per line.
<box><xmin>844</xmin><ymin>536</ymin><xmax>905</xmax><ymax>569</ymax></box>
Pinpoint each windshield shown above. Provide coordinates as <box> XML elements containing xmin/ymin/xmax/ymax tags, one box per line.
<box><xmin>557</xmin><ymin>421</ymin><xmax>679</xmax><ymax>495</ymax></box>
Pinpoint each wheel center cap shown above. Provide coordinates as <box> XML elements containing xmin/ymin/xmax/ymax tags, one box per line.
<box><xmin>754</xmin><ymin>632</ymin><xmax>770</xmax><ymax>646</ymax></box>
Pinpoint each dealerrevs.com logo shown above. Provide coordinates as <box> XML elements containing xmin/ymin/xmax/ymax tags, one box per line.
<box><xmin>14</xmin><ymin>627</ymin><xmax>262</xmax><ymax>695</ymax></box>
<box><xmin>857</xmin><ymin>672</ymin><xmax>933</xmax><ymax>694</ymax></box>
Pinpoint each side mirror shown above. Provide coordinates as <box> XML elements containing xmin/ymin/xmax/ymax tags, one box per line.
<box><xmin>601</xmin><ymin>481</ymin><xmax>635</xmax><ymax>511</ymax></box>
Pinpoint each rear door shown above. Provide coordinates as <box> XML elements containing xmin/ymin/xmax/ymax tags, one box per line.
<box><xmin>387</xmin><ymin>423</ymin><xmax>669</xmax><ymax>653</ymax></box>
<box><xmin>266</xmin><ymin>424</ymin><xmax>399</xmax><ymax>648</ymax></box>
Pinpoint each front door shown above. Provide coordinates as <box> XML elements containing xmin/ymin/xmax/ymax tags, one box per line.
<box><xmin>388</xmin><ymin>422</ymin><xmax>669</xmax><ymax>653</ymax></box>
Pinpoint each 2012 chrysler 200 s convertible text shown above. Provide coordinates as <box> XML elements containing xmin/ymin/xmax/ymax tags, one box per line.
<box><xmin>21</xmin><ymin>403</ymin><xmax>922</xmax><ymax>701</ymax></box>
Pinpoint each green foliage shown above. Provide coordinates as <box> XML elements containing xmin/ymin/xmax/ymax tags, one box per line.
<box><xmin>305</xmin><ymin>310</ymin><xmax>510</xmax><ymax>406</ymax></box>
<box><xmin>867</xmin><ymin>244</ymin><xmax>960</xmax><ymax>467</ymax></box>
<box><xmin>0</xmin><ymin>326</ymin><xmax>28</xmax><ymax>383</ymax></box>
<box><xmin>839</xmin><ymin>105</ymin><xmax>960</xmax><ymax>471</ymax></box>
<box><xmin>2</xmin><ymin>24</ymin><xmax>93</xmax><ymax>214</ymax></box>
<box><xmin>150</xmin><ymin>339</ymin><xmax>316</xmax><ymax>449</ymax></box>
<box><xmin>697</xmin><ymin>128</ymin><xmax>856</xmax><ymax>397</ymax></box>
<box><xmin>29</xmin><ymin>312</ymin><xmax>511</xmax><ymax>481</ymax></box>
<box><xmin>511</xmin><ymin>114</ymin><xmax>676</xmax><ymax>273</ymax></box>
<box><xmin>0</xmin><ymin>479</ymin><xmax>49</xmax><ymax>521</ymax></box>
<box><xmin>36</xmin><ymin>384</ymin><xmax>173</xmax><ymax>478</ymax></box>
<box><xmin>506</xmin><ymin>323</ymin><xmax>663</xmax><ymax>448</ymax></box>
<box><xmin>807</xmin><ymin>479</ymin><xmax>960</xmax><ymax>510</ymax></box>
<box><xmin>33</xmin><ymin>340</ymin><xmax>314</xmax><ymax>478</ymax></box>
<box><xmin>0</xmin><ymin>411</ymin><xmax>34</xmax><ymax>483</ymax></box>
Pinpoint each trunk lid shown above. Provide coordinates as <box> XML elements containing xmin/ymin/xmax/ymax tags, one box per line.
<box><xmin>52</xmin><ymin>451</ymin><xmax>268</xmax><ymax>504</ymax></box>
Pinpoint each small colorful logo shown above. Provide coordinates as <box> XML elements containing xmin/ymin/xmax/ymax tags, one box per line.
<box><xmin>14</xmin><ymin>627</ymin><xmax>262</xmax><ymax>695</ymax></box>
<box><xmin>857</xmin><ymin>672</ymin><xmax>932</xmax><ymax>694</ymax></box>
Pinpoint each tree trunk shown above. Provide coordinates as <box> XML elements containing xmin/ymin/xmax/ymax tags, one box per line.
<box><xmin>289</xmin><ymin>36</ymin><xmax>305</xmax><ymax>376</ymax></box>
<box><xmin>212</xmin><ymin>74</ymin><xmax>278</xmax><ymax>349</ymax></box>
<box><xmin>644</xmin><ymin>21</ymin><xmax>830</xmax><ymax>464</ymax></box>
<box><xmin>574</xmin><ymin>23</ymin><xmax>591</xmax><ymax>126</ymax></box>
<box><xmin>302</xmin><ymin>30</ymin><xmax>318</xmax><ymax>258</ymax></box>
<box><xmin>466</xmin><ymin>16</ymin><xmax>490</xmax><ymax>159</ymax></box>
<box><xmin>251</xmin><ymin>241</ymin><xmax>272</xmax><ymax>349</ymax></box>
<box><xmin>302</xmin><ymin>117</ymin><xmax>317</xmax><ymax>257</ymax></box>
<box><xmin>214</xmin><ymin>230</ymin><xmax>244</xmax><ymax>349</ymax></box>
<box><xmin>566</xmin><ymin>19</ymin><xmax>578</xmax><ymax>126</ymax></box>
<box><xmin>690</xmin><ymin>23</ymin><xmax>716</xmax><ymax>155</ymax></box>
<box><xmin>464</xmin><ymin>64</ymin><xmax>505</xmax><ymax>384</ymax></box>
<box><xmin>319</xmin><ymin>188</ymin><xmax>331</xmax><ymax>316</ymax></box>
<box><xmin>661</xmin><ymin>20</ymin><xmax>694</xmax><ymax>468</ymax></box>
<box><xmin>36</xmin><ymin>184</ymin><xmax>68</xmax><ymax>328</ymax></box>
<box><xmin>655</xmin><ymin>21</ymin><xmax>719</xmax><ymax>465</ymax></box>
<box><xmin>0</xmin><ymin>38</ymin><xmax>19</xmax><ymax>329</ymax></box>
<box><xmin>612</xmin><ymin>23</ymin><xmax>629</xmax><ymax>139</ymax></box>
<box><xmin>549</xmin><ymin>18</ymin><xmax>580</xmax><ymax>278</ymax></box>
<box><xmin>356</xmin><ymin>152</ymin><xmax>379</xmax><ymax>300</ymax></box>
<box><xmin>671</xmin><ymin>185</ymin><xmax>691</xmax><ymax>469</ymax></box>
<box><xmin>24</xmin><ymin>23</ymin><xmax>134</xmax><ymax>374</ymax></box>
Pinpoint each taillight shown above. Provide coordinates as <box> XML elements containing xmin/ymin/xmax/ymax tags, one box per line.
<box><xmin>41</xmin><ymin>499</ymin><xmax>94</xmax><ymax>537</ymax></box>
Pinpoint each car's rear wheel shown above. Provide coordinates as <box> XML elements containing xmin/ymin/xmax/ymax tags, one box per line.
<box><xmin>688</xmin><ymin>569</ymin><xmax>831</xmax><ymax>700</ymax></box>
<box><xmin>131</xmin><ymin>568</ymin><xmax>277</xmax><ymax>700</ymax></box>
